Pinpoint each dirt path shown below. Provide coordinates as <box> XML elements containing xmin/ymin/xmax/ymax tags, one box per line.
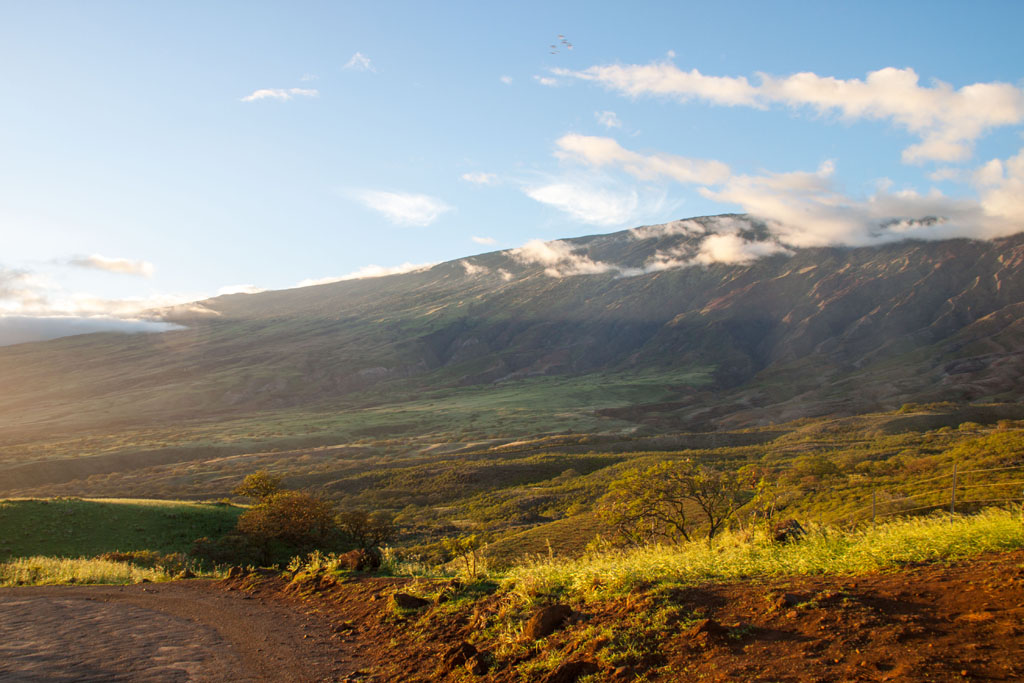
<box><xmin>0</xmin><ymin>580</ymin><xmax>364</xmax><ymax>682</ymax></box>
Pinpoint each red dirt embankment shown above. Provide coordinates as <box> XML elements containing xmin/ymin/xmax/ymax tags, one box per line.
<box><xmin>4</xmin><ymin>551</ymin><xmax>1024</xmax><ymax>682</ymax></box>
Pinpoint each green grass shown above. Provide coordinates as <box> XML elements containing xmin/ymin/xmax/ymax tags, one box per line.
<box><xmin>503</xmin><ymin>507</ymin><xmax>1024</xmax><ymax>603</ymax></box>
<box><xmin>0</xmin><ymin>555</ymin><xmax>223</xmax><ymax>586</ymax></box>
<box><xmin>0</xmin><ymin>498</ymin><xmax>243</xmax><ymax>561</ymax></box>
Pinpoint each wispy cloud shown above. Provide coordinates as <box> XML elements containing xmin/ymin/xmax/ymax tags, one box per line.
<box><xmin>240</xmin><ymin>87</ymin><xmax>319</xmax><ymax>102</ymax></box>
<box><xmin>500</xmin><ymin>75</ymin><xmax>513</xmax><ymax>85</ymax></box>
<box><xmin>67</xmin><ymin>254</ymin><xmax>155</xmax><ymax>277</ymax></box>
<box><xmin>344</xmin><ymin>52</ymin><xmax>375</xmax><ymax>72</ymax></box>
<box><xmin>556</xmin><ymin>62</ymin><xmax>1024</xmax><ymax>163</ymax></box>
<box><xmin>348</xmin><ymin>189</ymin><xmax>453</xmax><ymax>227</ymax></box>
<box><xmin>295</xmin><ymin>262</ymin><xmax>435</xmax><ymax>288</ymax></box>
<box><xmin>555</xmin><ymin>133</ymin><xmax>730</xmax><ymax>185</ymax></box>
<box><xmin>461</xmin><ymin>172</ymin><xmax>498</xmax><ymax>185</ymax></box>
<box><xmin>471</xmin><ymin>235</ymin><xmax>497</xmax><ymax>245</ymax></box>
<box><xmin>595</xmin><ymin>110</ymin><xmax>622</xmax><ymax>128</ymax></box>
<box><xmin>524</xmin><ymin>181</ymin><xmax>640</xmax><ymax>226</ymax></box>
<box><xmin>534</xmin><ymin>75</ymin><xmax>559</xmax><ymax>87</ymax></box>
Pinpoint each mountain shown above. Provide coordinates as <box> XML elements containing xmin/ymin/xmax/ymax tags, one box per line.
<box><xmin>2</xmin><ymin>214</ymin><xmax>1023</xmax><ymax>451</ymax></box>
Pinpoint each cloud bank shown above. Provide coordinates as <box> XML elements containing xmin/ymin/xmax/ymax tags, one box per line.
<box><xmin>555</xmin><ymin>62</ymin><xmax>1024</xmax><ymax>163</ymax></box>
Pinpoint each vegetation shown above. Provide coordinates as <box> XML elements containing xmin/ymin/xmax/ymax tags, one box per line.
<box><xmin>0</xmin><ymin>498</ymin><xmax>242</xmax><ymax>561</ymax></box>
<box><xmin>507</xmin><ymin>507</ymin><xmax>1024</xmax><ymax>604</ymax></box>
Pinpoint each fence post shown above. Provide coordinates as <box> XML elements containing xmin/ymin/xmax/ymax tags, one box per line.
<box><xmin>872</xmin><ymin>489</ymin><xmax>876</xmax><ymax>528</ymax></box>
<box><xmin>950</xmin><ymin>461</ymin><xmax>958</xmax><ymax>516</ymax></box>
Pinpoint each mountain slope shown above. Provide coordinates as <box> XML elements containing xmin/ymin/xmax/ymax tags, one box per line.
<box><xmin>2</xmin><ymin>215</ymin><xmax>1023</xmax><ymax>443</ymax></box>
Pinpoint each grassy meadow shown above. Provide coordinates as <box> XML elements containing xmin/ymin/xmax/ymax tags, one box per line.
<box><xmin>0</xmin><ymin>498</ymin><xmax>242</xmax><ymax>585</ymax></box>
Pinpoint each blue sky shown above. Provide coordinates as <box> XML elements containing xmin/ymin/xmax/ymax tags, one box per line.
<box><xmin>2</xmin><ymin>1</ymin><xmax>1023</xmax><ymax>335</ymax></box>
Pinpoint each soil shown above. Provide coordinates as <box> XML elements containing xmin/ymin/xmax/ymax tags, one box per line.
<box><xmin>4</xmin><ymin>551</ymin><xmax>1024</xmax><ymax>682</ymax></box>
<box><xmin>0</xmin><ymin>579</ymin><xmax>368</xmax><ymax>682</ymax></box>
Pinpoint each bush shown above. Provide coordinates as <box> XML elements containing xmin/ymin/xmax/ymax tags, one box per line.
<box><xmin>236</xmin><ymin>490</ymin><xmax>341</xmax><ymax>564</ymax></box>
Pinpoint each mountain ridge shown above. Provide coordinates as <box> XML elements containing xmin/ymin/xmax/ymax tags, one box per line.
<box><xmin>2</xmin><ymin>215</ymin><xmax>1023</xmax><ymax>444</ymax></box>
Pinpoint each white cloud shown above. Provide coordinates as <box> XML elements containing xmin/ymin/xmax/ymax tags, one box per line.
<box><xmin>534</xmin><ymin>75</ymin><xmax>559</xmax><ymax>87</ymax></box>
<box><xmin>698</xmin><ymin>158</ymin><xmax>1020</xmax><ymax>247</ymax></box>
<box><xmin>295</xmin><ymin>262</ymin><xmax>435</xmax><ymax>288</ymax></box>
<box><xmin>690</xmin><ymin>233</ymin><xmax>791</xmax><ymax>265</ymax></box>
<box><xmin>240</xmin><ymin>87</ymin><xmax>319</xmax><ymax>102</ymax></box>
<box><xmin>461</xmin><ymin>261</ymin><xmax>489</xmax><ymax>276</ymax></box>
<box><xmin>68</xmin><ymin>254</ymin><xmax>155</xmax><ymax>277</ymax></box>
<box><xmin>555</xmin><ymin>133</ymin><xmax>731</xmax><ymax>185</ymax></box>
<box><xmin>348</xmin><ymin>189</ymin><xmax>453</xmax><ymax>226</ymax></box>
<box><xmin>471</xmin><ymin>236</ymin><xmax>497</xmax><ymax>245</ymax></box>
<box><xmin>511</xmin><ymin>239</ymin><xmax>624</xmax><ymax>277</ymax></box>
<box><xmin>595</xmin><ymin>110</ymin><xmax>622</xmax><ymax>128</ymax></box>
<box><xmin>0</xmin><ymin>316</ymin><xmax>183</xmax><ymax>347</ymax></box>
<box><xmin>500</xmin><ymin>75</ymin><xmax>513</xmax><ymax>85</ymax></box>
<box><xmin>217</xmin><ymin>284</ymin><xmax>265</xmax><ymax>296</ymax></box>
<box><xmin>630</xmin><ymin>219</ymin><xmax>708</xmax><ymax>240</ymax></box>
<box><xmin>525</xmin><ymin>181</ymin><xmax>640</xmax><ymax>226</ymax></box>
<box><xmin>556</xmin><ymin>62</ymin><xmax>1024</xmax><ymax>163</ymax></box>
<box><xmin>344</xmin><ymin>52</ymin><xmax>375</xmax><ymax>72</ymax></box>
<box><xmin>461</xmin><ymin>172</ymin><xmax>498</xmax><ymax>185</ymax></box>
<box><xmin>974</xmin><ymin>147</ymin><xmax>1024</xmax><ymax>225</ymax></box>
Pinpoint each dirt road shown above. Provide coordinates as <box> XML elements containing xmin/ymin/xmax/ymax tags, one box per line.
<box><xmin>0</xmin><ymin>581</ymin><xmax>362</xmax><ymax>682</ymax></box>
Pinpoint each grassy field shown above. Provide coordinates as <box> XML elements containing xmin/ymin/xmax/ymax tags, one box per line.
<box><xmin>0</xmin><ymin>498</ymin><xmax>243</xmax><ymax>561</ymax></box>
<box><xmin>503</xmin><ymin>508</ymin><xmax>1024</xmax><ymax>604</ymax></box>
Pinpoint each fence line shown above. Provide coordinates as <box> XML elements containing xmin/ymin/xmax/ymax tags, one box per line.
<box><xmin>826</xmin><ymin>462</ymin><xmax>1024</xmax><ymax>527</ymax></box>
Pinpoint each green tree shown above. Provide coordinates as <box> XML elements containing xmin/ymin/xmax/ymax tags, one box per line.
<box><xmin>600</xmin><ymin>460</ymin><xmax>750</xmax><ymax>546</ymax></box>
<box><xmin>336</xmin><ymin>509</ymin><xmax>395</xmax><ymax>549</ymax></box>
<box><xmin>233</xmin><ymin>470</ymin><xmax>283</xmax><ymax>500</ymax></box>
<box><xmin>236</xmin><ymin>491</ymin><xmax>338</xmax><ymax>562</ymax></box>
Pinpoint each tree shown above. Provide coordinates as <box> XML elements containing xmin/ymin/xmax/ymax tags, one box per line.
<box><xmin>236</xmin><ymin>490</ymin><xmax>338</xmax><ymax>562</ymax></box>
<box><xmin>443</xmin><ymin>533</ymin><xmax>488</xmax><ymax>577</ymax></box>
<box><xmin>233</xmin><ymin>470</ymin><xmax>283</xmax><ymax>500</ymax></box>
<box><xmin>336</xmin><ymin>509</ymin><xmax>395</xmax><ymax>549</ymax></box>
<box><xmin>599</xmin><ymin>460</ymin><xmax>750</xmax><ymax>546</ymax></box>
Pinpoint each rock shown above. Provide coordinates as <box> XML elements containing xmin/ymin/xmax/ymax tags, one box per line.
<box><xmin>435</xmin><ymin>578</ymin><xmax>464</xmax><ymax>604</ymax></box>
<box><xmin>612</xmin><ymin>665</ymin><xmax>637</xmax><ymax>680</ymax></box>
<box><xmin>390</xmin><ymin>593</ymin><xmax>430</xmax><ymax>610</ymax></box>
<box><xmin>775</xmin><ymin>592</ymin><xmax>805</xmax><ymax>610</ymax></box>
<box><xmin>685</xmin><ymin>618</ymin><xmax>729</xmax><ymax>647</ymax></box>
<box><xmin>336</xmin><ymin>548</ymin><xmax>382</xmax><ymax>571</ymax></box>
<box><xmin>772</xmin><ymin>519</ymin><xmax>806</xmax><ymax>544</ymax></box>
<box><xmin>443</xmin><ymin>642</ymin><xmax>477</xmax><ymax>670</ymax></box>
<box><xmin>522</xmin><ymin>604</ymin><xmax>573</xmax><ymax>640</ymax></box>
<box><xmin>542</xmin><ymin>659</ymin><xmax>600</xmax><ymax>683</ymax></box>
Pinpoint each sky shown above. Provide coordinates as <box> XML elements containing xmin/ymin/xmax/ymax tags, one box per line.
<box><xmin>2</xmin><ymin>1</ymin><xmax>1023</xmax><ymax>341</ymax></box>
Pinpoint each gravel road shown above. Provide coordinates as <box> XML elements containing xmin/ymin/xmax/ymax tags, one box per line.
<box><xmin>0</xmin><ymin>581</ymin><xmax>361</xmax><ymax>682</ymax></box>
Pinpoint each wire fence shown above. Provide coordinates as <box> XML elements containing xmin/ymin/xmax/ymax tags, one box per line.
<box><xmin>827</xmin><ymin>462</ymin><xmax>1024</xmax><ymax>528</ymax></box>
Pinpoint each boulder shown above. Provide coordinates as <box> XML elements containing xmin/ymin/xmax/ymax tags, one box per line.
<box><xmin>522</xmin><ymin>604</ymin><xmax>573</xmax><ymax>640</ymax></box>
<box><xmin>336</xmin><ymin>548</ymin><xmax>382</xmax><ymax>571</ymax></box>
<box><xmin>390</xmin><ymin>593</ymin><xmax>430</xmax><ymax>610</ymax></box>
<box><xmin>542</xmin><ymin>659</ymin><xmax>600</xmax><ymax>683</ymax></box>
<box><xmin>771</xmin><ymin>519</ymin><xmax>806</xmax><ymax>544</ymax></box>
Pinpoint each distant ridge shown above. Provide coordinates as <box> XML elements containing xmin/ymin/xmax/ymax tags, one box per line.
<box><xmin>2</xmin><ymin>215</ymin><xmax>1023</xmax><ymax>440</ymax></box>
